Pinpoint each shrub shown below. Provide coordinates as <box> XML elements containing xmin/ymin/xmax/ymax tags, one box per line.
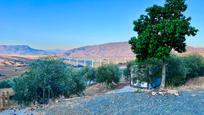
<box><xmin>12</xmin><ymin>75</ymin><xmax>37</xmax><ymax>105</ymax></box>
<box><xmin>126</xmin><ymin>54</ymin><xmax>204</xmax><ymax>87</ymax></box>
<box><xmin>165</xmin><ymin>55</ymin><xmax>187</xmax><ymax>86</ymax></box>
<box><xmin>68</xmin><ymin>69</ymin><xmax>86</xmax><ymax>96</ymax></box>
<box><xmin>80</xmin><ymin>67</ymin><xmax>96</xmax><ymax>82</ymax></box>
<box><xmin>124</xmin><ymin>60</ymin><xmax>137</xmax><ymax>80</ymax></box>
<box><xmin>0</xmin><ymin>80</ymin><xmax>12</xmax><ymax>88</ymax></box>
<box><xmin>12</xmin><ymin>57</ymin><xmax>86</xmax><ymax>105</ymax></box>
<box><xmin>96</xmin><ymin>64</ymin><xmax>121</xmax><ymax>88</ymax></box>
<box><xmin>183</xmin><ymin>54</ymin><xmax>204</xmax><ymax>79</ymax></box>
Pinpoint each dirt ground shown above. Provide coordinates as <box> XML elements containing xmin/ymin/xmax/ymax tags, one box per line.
<box><xmin>84</xmin><ymin>81</ymin><xmax>130</xmax><ymax>96</ymax></box>
<box><xmin>0</xmin><ymin>66</ymin><xmax>27</xmax><ymax>81</ymax></box>
<box><xmin>178</xmin><ymin>76</ymin><xmax>204</xmax><ymax>91</ymax></box>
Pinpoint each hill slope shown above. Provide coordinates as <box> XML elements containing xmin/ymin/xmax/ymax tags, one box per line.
<box><xmin>64</xmin><ymin>42</ymin><xmax>135</xmax><ymax>58</ymax></box>
<box><xmin>64</xmin><ymin>42</ymin><xmax>204</xmax><ymax>58</ymax></box>
<box><xmin>0</xmin><ymin>45</ymin><xmax>48</xmax><ymax>55</ymax></box>
<box><xmin>0</xmin><ymin>42</ymin><xmax>203</xmax><ymax>57</ymax></box>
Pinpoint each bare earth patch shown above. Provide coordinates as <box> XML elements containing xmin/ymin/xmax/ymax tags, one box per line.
<box><xmin>178</xmin><ymin>77</ymin><xmax>204</xmax><ymax>91</ymax></box>
<box><xmin>84</xmin><ymin>81</ymin><xmax>129</xmax><ymax>96</ymax></box>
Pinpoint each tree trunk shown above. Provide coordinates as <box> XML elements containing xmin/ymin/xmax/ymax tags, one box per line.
<box><xmin>160</xmin><ymin>62</ymin><xmax>166</xmax><ymax>89</ymax></box>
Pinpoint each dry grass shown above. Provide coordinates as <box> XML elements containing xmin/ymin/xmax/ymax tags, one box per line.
<box><xmin>178</xmin><ymin>77</ymin><xmax>204</xmax><ymax>91</ymax></box>
<box><xmin>84</xmin><ymin>81</ymin><xmax>129</xmax><ymax>96</ymax></box>
<box><xmin>84</xmin><ymin>84</ymin><xmax>109</xmax><ymax>96</ymax></box>
<box><xmin>0</xmin><ymin>66</ymin><xmax>27</xmax><ymax>81</ymax></box>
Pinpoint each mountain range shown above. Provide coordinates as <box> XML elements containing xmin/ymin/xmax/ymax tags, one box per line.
<box><xmin>0</xmin><ymin>42</ymin><xmax>204</xmax><ymax>58</ymax></box>
<box><xmin>0</xmin><ymin>45</ymin><xmax>48</xmax><ymax>55</ymax></box>
<box><xmin>64</xmin><ymin>42</ymin><xmax>135</xmax><ymax>58</ymax></box>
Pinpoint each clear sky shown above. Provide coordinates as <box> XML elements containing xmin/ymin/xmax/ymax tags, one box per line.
<box><xmin>0</xmin><ymin>0</ymin><xmax>203</xmax><ymax>50</ymax></box>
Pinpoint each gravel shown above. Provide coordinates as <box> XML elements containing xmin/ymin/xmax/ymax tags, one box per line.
<box><xmin>106</xmin><ymin>85</ymin><xmax>137</xmax><ymax>94</ymax></box>
<box><xmin>45</xmin><ymin>90</ymin><xmax>204</xmax><ymax>115</ymax></box>
<box><xmin>1</xmin><ymin>90</ymin><xmax>204</xmax><ymax>115</ymax></box>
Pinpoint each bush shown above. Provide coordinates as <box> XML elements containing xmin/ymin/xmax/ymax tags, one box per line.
<box><xmin>165</xmin><ymin>55</ymin><xmax>187</xmax><ymax>86</ymax></box>
<box><xmin>124</xmin><ymin>60</ymin><xmax>137</xmax><ymax>80</ymax></box>
<box><xmin>12</xmin><ymin>57</ymin><xmax>86</xmax><ymax>105</ymax></box>
<box><xmin>0</xmin><ymin>80</ymin><xmax>12</xmax><ymax>88</ymax></box>
<box><xmin>68</xmin><ymin>69</ymin><xmax>86</xmax><ymax>96</ymax></box>
<box><xmin>125</xmin><ymin>54</ymin><xmax>204</xmax><ymax>87</ymax></box>
<box><xmin>183</xmin><ymin>54</ymin><xmax>204</xmax><ymax>79</ymax></box>
<box><xmin>96</xmin><ymin>64</ymin><xmax>121</xmax><ymax>88</ymax></box>
<box><xmin>80</xmin><ymin>67</ymin><xmax>96</xmax><ymax>82</ymax></box>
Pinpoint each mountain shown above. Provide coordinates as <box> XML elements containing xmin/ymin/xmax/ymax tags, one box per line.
<box><xmin>186</xmin><ymin>46</ymin><xmax>204</xmax><ymax>53</ymax></box>
<box><xmin>46</xmin><ymin>49</ymin><xmax>66</xmax><ymax>54</ymax></box>
<box><xmin>64</xmin><ymin>42</ymin><xmax>204</xmax><ymax>58</ymax></box>
<box><xmin>1</xmin><ymin>42</ymin><xmax>204</xmax><ymax>57</ymax></box>
<box><xmin>64</xmin><ymin>42</ymin><xmax>135</xmax><ymax>58</ymax></box>
<box><xmin>0</xmin><ymin>45</ymin><xmax>48</xmax><ymax>55</ymax></box>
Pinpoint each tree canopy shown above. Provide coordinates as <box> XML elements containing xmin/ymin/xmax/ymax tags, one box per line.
<box><xmin>12</xmin><ymin>57</ymin><xmax>86</xmax><ymax>104</ymax></box>
<box><xmin>129</xmin><ymin>0</ymin><xmax>198</xmax><ymax>88</ymax></box>
<box><xmin>129</xmin><ymin>0</ymin><xmax>198</xmax><ymax>61</ymax></box>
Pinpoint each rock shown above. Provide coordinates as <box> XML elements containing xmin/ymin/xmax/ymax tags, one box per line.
<box><xmin>151</xmin><ymin>91</ymin><xmax>157</xmax><ymax>96</ymax></box>
<box><xmin>167</xmin><ymin>90</ymin><xmax>179</xmax><ymax>96</ymax></box>
<box><xmin>158</xmin><ymin>91</ymin><xmax>164</xmax><ymax>96</ymax></box>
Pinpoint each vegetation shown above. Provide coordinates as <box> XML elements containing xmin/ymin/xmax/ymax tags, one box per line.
<box><xmin>124</xmin><ymin>60</ymin><xmax>137</xmax><ymax>80</ymax></box>
<box><xmin>4</xmin><ymin>54</ymin><xmax>203</xmax><ymax>105</ymax></box>
<box><xmin>12</xmin><ymin>57</ymin><xmax>86</xmax><ymax>105</ymax></box>
<box><xmin>80</xmin><ymin>67</ymin><xmax>97</xmax><ymax>83</ymax></box>
<box><xmin>166</xmin><ymin>54</ymin><xmax>204</xmax><ymax>86</ymax></box>
<box><xmin>0</xmin><ymin>80</ymin><xmax>12</xmax><ymax>88</ymax></box>
<box><xmin>96</xmin><ymin>64</ymin><xmax>121</xmax><ymax>88</ymax></box>
<box><xmin>129</xmin><ymin>0</ymin><xmax>198</xmax><ymax>89</ymax></box>
<box><xmin>183</xmin><ymin>54</ymin><xmax>204</xmax><ymax>79</ymax></box>
<box><xmin>165</xmin><ymin>56</ymin><xmax>186</xmax><ymax>86</ymax></box>
<box><xmin>127</xmin><ymin>54</ymin><xmax>204</xmax><ymax>87</ymax></box>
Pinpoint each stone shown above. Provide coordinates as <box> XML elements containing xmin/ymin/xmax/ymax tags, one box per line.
<box><xmin>167</xmin><ymin>90</ymin><xmax>179</xmax><ymax>96</ymax></box>
<box><xmin>151</xmin><ymin>91</ymin><xmax>157</xmax><ymax>96</ymax></box>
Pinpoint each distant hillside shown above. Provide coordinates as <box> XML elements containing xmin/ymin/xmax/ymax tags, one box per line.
<box><xmin>64</xmin><ymin>42</ymin><xmax>134</xmax><ymax>58</ymax></box>
<box><xmin>0</xmin><ymin>45</ymin><xmax>48</xmax><ymax>55</ymax></box>
<box><xmin>64</xmin><ymin>42</ymin><xmax>204</xmax><ymax>58</ymax></box>
<box><xmin>47</xmin><ymin>49</ymin><xmax>66</xmax><ymax>54</ymax></box>
<box><xmin>186</xmin><ymin>46</ymin><xmax>204</xmax><ymax>54</ymax></box>
<box><xmin>0</xmin><ymin>42</ymin><xmax>204</xmax><ymax>57</ymax></box>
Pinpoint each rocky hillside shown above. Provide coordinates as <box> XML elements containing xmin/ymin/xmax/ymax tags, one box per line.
<box><xmin>186</xmin><ymin>46</ymin><xmax>204</xmax><ymax>54</ymax></box>
<box><xmin>0</xmin><ymin>42</ymin><xmax>204</xmax><ymax>57</ymax></box>
<box><xmin>64</xmin><ymin>42</ymin><xmax>204</xmax><ymax>58</ymax></box>
<box><xmin>64</xmin><ymin>42</ymin><xmax>135</xmax><ymax>58</ymax></box>
<box><xmin>0</xmin><ymin>45</ymin><xmax>48</xmax><ymax>55</ymax></box>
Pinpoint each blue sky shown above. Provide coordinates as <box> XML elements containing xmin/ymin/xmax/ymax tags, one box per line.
<box><xmin>0</xmin><ymin>0</ymin><xmax>203</xmax><ymax>50</ymax></box>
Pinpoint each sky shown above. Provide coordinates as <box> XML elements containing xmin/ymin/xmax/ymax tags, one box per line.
<box><xmin>0</xmin><ymin>0</ymin><xmax>203</xmax><ymax>50</ymax></box>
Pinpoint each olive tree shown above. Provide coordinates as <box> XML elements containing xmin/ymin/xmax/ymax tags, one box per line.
<box><xmin>12</xmin><ymin>57</ymin><xmax>86</xmax><ymax>104</ymax></box>
<box><xmin>96</xmin><ymin>64</ymin><xmax>121</xmax><ymax>88</ymax></box>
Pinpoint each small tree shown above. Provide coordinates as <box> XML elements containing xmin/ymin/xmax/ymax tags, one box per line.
<box><xmin>80</xmin><ymin>67</ymin><xmax>96</xmax><ymax>83</ymax></box>
<box><xmin>129</xmin><ymin>0</ymin><xmax>198</xmax><ymax>89</ymax></box>
<box><xmin>96</xmin><ymin>64</ymin><xmax>120</xmax><ymax>88</ymax></box>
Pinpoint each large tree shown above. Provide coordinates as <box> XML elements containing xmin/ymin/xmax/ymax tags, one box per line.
<box><xmin>129</xmin><ymin>0</ymin><xmax>198</xmax><ymax>89</ymax></box>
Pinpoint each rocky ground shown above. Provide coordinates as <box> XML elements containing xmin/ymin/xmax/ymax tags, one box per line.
<box><xmin>44</xmin><ymin>91</ymin><xmax>204</xmax><ymax>115</ymax></box>
<box><xmin>2</xmin><ymin>78</ymin><xmax>204</xmax><ymax>115</ymax></box>
<box><xmin>2</xmin><ymin>89</ymin><xmax>204</xmax><ymax>115</ymax></box>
